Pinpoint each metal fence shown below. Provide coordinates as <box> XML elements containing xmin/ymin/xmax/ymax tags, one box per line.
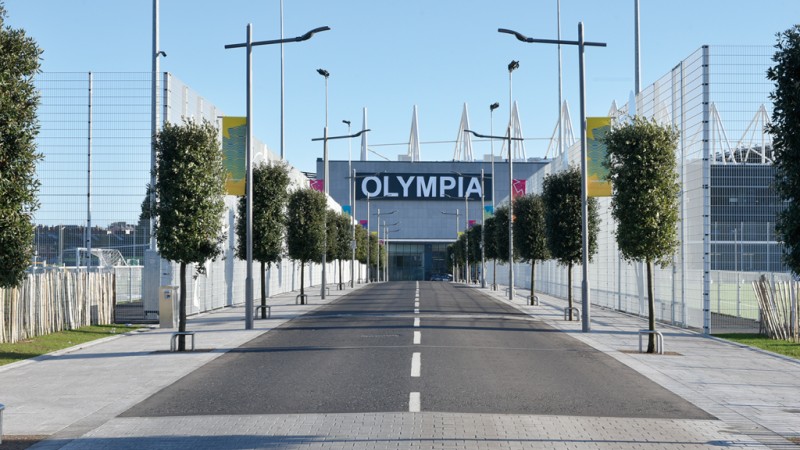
<box><xmin>491</xmin><ymin>45</ymin><xmax>789</xmax><ymax>334</ymax></box>
<box><xmin>31</xmin><ymin>72</ymin><xmax>362</xmax><ymax>321</ymax></box>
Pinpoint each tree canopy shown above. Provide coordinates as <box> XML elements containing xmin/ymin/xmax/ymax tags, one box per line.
<box><xmin>514</xmin><ymin>193</ymin><xmax>549</xmax><ymax>303</ymax></box>
<box><xmin>0</xmin><ymin>5</ymin><xmax>42</xmax><ymax>288</ymax></box>
<box><xmin>767</xmin><ymin>25</ymin><xmax>800</xmax><ymax>275</ymax></box>
<box><xmin>541</xmin><ymin>167</ymin><xmax>599</xmax><ymax>267</ymax></box>
<box><xmin>236</xmin><ymin>161</ymin><xmax>290</xmax><ymax>267</ymax></box>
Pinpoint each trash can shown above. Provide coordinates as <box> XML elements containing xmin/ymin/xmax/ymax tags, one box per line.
<box><xmin>159</xmin><ymin>286</ymin><xmax>179</xmax><ymax>328</ymax></box>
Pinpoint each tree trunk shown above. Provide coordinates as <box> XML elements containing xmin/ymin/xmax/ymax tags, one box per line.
<box><xmin>647</xmin><ymin>259</ymin><xmax>656</xmax><ymax>353</ymax></box>
<box><xmin>339</xmin><ymin>259</ymin><xmax>343</xmax><ymax>289</ymax></box>
<box><xmin>492</xmin><ymin>259</ymin><xmax>496</xmax><ymax>290</ymax></box>
<box><xmin>260</xmin><ymin>261</ymin><xmax>267</xmax><ymax>319</ymax></box>
<box><xmin>530</xmin><ymin>261</ymin><xmax>536</xmax><ymax>306</ymax></box>
<box><xmin>178</xmin><ymin>262</ymin><xmax>187</xmax><ymax>351</ymax></box>
<box><xmin>300</xmin><ymin>261</ymin><xmax>305</xmax><ymax>304</ymax></box>
<box><xmin>568</xmin><ymin>262</ymin><xmax>574</xmax><ymax>320</ymax></box>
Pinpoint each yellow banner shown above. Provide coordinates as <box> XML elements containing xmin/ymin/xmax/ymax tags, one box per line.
<box><xmin>222</xmin><ymin>117</ymin><xmax>247</xmax><ymax>196</ymax></box>
<box><xmin>587</xmin><ymin>117</ymin><xmax>612</xmax><ymax>197</ymax></box>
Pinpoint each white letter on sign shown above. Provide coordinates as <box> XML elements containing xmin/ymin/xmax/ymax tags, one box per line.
<box><xmin>362</xmin><ymin>176</ymin><xmax>381</xmax><ymax>198</ymax></box>
<box><xmin>398</xmin><ymin>176</ymin><xmax>415</xmax><ymax>197</ymax></box>
<box><xmin>439</xmin><ymin>176</ymin><xmax>456</xmax><ymax>197</ymax></box>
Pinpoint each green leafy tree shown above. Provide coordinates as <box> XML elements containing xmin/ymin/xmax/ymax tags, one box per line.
<box><xmin>286</xmin><ymin>188</ymin><xmax>326</xmax><ymax>303</ymax></box>
<box><xmin>368</xmin><ymin>232</ymin><xmax>379</xmax><ymax>281</ymax></box>
<box><xmin>493</xmin><ymin>205</ymin><xmax>516</xmax><ymax>263</ymax></box>
<box><xmin>355</xmin><ymin>223</ymin><xmax>367</xmax><ymax>268</ymax></box>
<box><xmin>468</xmin><ymin>224</ymin><xmax>482</xmax><ymax>283</ymax></box>
<box><xmin>236</xmin><ymin>161</ymin><xmax>290</xmax><ymax>318</ymax></box>
<box><xmin>542</xmin><ymin>167</ymin><xmax>600</xmax><ymax>320</ymax></box>
<box><xmin>483</xmin><ymin>216</ymin><xmax>499</xmax><ymax>288</ymax></box>
<box><xmin>602</xmin><ymin>117</ymin><xmax>679</xmax><ymax>352</ymax></box>
<box><xmin>326</xmin><ymin>210</ymin><xmax>352</xmax><ymax>288</ymax></box>
<box><xmin>767</xmin><ymin>25</ymin><xmax>800</xmax><ymax>275</ymax></box>
<box><xmin>514</xmin><ymin>194</ymin><xmax>550</xmax><ymax>305</ymax></box>
<box><xmin>0</xmin><ymin>5</ymin><xmax>42</xmax><ymax>288</ymax></box>
<box><xmin>154</xmin><ymin>119</ymin><xmax>226</xmax><ymax>350</ymax></box>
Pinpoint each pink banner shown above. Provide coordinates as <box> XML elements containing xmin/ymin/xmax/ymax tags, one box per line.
<box><xmin>360</xmin><ymin>220</ymin><xmax>368</xmax><ymax>229</ymax></box>
<box><xmin>468</xmin><ymin>220</ymin><xmax>476</xmax><ymax>228</ymax></box>
<box><xmin>309</xmin><ymin>179</ymin><xmax>324</xmax><ymax>192</ymax></box>
<box><xmin>512</xmin><ymin>179</ymin><xmax>526</xmax><ymax>199</ymax></box>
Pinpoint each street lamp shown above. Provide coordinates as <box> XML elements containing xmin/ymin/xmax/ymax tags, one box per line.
<box><xmin>373</xmin><ymin>209</ymin><xmax>396</xmax><ymax>281</ymax></box>
<box><xmin>317</xmin><ymin>67</ymin><xmax>329</xmax><ymax>299</ymax></box>
<box><xmin>489</xmin><ymin>102</ymin><xmax>499</xmax><ymax>290</ymax></box>
<box><xmin>499</xmin><ymin>24</ymin><xmax>606</xmax><ymax>331</ymax></box>
<box><xmin>225</xmin><ymin>23</ymin><xmax>329</xmax><ymax>330</ymax></box>
<box><xmin>441</xmin><ymin>209</ymin><xmax>461</xmax><ymax>282</ymax></box>
<box><xmin>312</xmin><ymin>130</ymin><xmax>369</xmax><ymax>290</ymax></box>
<box><xmin>343</xmin><ymin>120</ymin><xmax>353</xmax><ymax>287</ymax></box>
<box><xmin>448</xmin><ymin>173</ymin><xmax>472</xmax><ymax>283</ymax></box>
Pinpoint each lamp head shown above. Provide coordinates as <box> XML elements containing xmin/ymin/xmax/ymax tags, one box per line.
<box><xmin>490</xmin><ymin>102</ymin><xmax>500</xmax><ymax>111</ymax></box>
<box><xmin>317</xmin><ymin>68</ymin><xmax>330</xmax><ymax>78</ymax></box>
<box><xmin>342</xmin><ymin>120</ymin><xmax>351</xmax><ymax>126</ymax></box>
<box><xmin>508</xmin><ymin>60</ymin><xmax>520</xmax><ymax>73</ymax></box>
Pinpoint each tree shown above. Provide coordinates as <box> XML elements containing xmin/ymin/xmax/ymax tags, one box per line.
<box><xmin>236</xmin><ymin>161</ymin><xmax>290</xmax><ymax>318</ymax></box>
<box><xmin>326</xmin><ymin>210</ymin><xmax>352</xmax><ymax>288</ymax></box>
<box><xmin>767</xmin><ymin>25</ymin><xmax>800</xmax><ymax>276</ymax></box>
<box><xmin>603</xmin><ymin>117</ymin><xmax>679</xmax><ymax>353</ymax></box>
<box><xmin>286</xmin><ymin>188</ymin><xmax>326</xmax><ymax>303</ymax></box>
<box><xmin>368</xmin><ymin>232</ymin><xmax>379</xmax><ymax>281</ymax></box>
<box><xmin>483</xmin><ymin>216</ymin><xmax>498</xmax><ymax>288</ymax></box>
<box><xmin>542</xmin><ymin>167</ymin><xmax>599</xmax><ymax>320</ymax></box>
<box><xmin>467</xmin><ymin>224</ymin><xmax>482</xmax><ymax>283</ymax></box>
<box><xmin>0</xmin><ymin>5</ymin><xmax>42</xmax><ymax>288</ymax></box>
<box><xmin>514</xmin><ymin>194</ymin><xmax>549</xmax><ymax>305</ymax></box>
<box><xmin>493</xmin><ymin>205</ymin><xmax>516</xmax><ymax>263</ymax></box>
<box><xmin>154</xmin><ymin>119</ymin><xmax>226</xmax><ymax>350</ymax></box>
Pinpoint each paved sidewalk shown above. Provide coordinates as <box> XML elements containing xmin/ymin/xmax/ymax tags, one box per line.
<box><xmin>0</xmin><ymin>281</ymin><xmax>798</xmax><ymax>449</ymax></box>
<box><xmin>481</xmin><ymin>283</ymin><xmax>800</xmax><ymax>449</ymax></box>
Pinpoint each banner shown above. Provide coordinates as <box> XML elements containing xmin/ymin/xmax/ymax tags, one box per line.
<box><xmin>587</xmin><ymin>117</ymin><xmax>612</xmax><ymax>197</ymax></box>
<box><xmin>484</xmin><ymin>205</ymin><xmax>494</xmax><ymax>219</ymax></box>
<box><xmin>468</xmin><ymin>220</ymin><xmax>476</xmax><ymax>228</ymax></box>
<box><xmin>512</xmin><ymin>179</ymin><xmax>526</xmax><ymax>199</ymax></box>
<box><xmin>359</xmin><ymin>220</ymin><xmax>368</xmax><ymax>229</ymax></box>
<box><xmin>342</xmin><ymin>205</ymin><xmax>352</xmax><ymax>216</ymax></box>
<box><xmin>222</xmin><ymin>117</ymin><xmax>247</xmax><ymax>196</ymax></box>
<box><xmin>309</xmin><ymin>179</ymin><xmax>324</xmax><ymax>192</ymax></box>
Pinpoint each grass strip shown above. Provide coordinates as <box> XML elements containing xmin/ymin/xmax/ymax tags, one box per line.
<box><xmin>714</xmin><ymin>333</ymin><xmax>800</xmax><ymax>360</ymax></box>
<box><xmin>0</xmin><ymin>324</ymin><xmax>142</xmax><ymax>366</ymax></box>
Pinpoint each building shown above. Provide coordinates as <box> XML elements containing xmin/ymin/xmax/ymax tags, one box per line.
<box><xmin>318</xmin><ymin>158</ymin><xmax>547</xmax><ymax>281</ymax></box>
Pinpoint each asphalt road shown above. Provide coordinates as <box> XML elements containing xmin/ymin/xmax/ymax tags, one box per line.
<box><xmin>122</xmin><ymin>281</ymin><xmax>712</xmax><ymax>419</ymax></box>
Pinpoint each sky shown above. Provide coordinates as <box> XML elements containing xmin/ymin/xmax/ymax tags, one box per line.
<box><xmin>4</xmin><ymin>0</ymin><xmax>799</xmax><ymax>175</ymax></box>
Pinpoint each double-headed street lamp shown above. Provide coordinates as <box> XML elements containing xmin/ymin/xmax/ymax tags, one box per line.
<box><xmin>498</xmin><ymin>24</ymin><xmax>606</xmax><ymax>332</ymax></box>
<box><xmin>225</xmin><ymin>24</ymin><xmax>329</xmax><ymax>330</ymax></box>
<box><xmin>311</xmin><ymin>116</ymin><xmax>369</xmax><ymax>297</ymax></box>
<box><xmin>489</xmin><ymin>102</ymin><xmax>499</xmax><ymax>290</ymax></box>
<box><xmin>441</xmin><ymin>209</ymin><xmax>461</xmax><ymax>281</ymax></box>
<box><xmin>373</xmin><ymin>209</ymin><xmax>396</xmax><ymax>282</ymax></box>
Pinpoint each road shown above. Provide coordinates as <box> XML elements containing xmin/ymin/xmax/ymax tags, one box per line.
<box><xmin>123</xmin><ymin>281</ymin><xmax>711</xmax><ymax>420</ymax></box>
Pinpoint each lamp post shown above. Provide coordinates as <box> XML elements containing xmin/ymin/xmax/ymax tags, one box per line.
<box><xmin>498</xmin><ymin>24</ymin><xmax>606</xmax><ymax>331</ymax></box>
<box><xmin>449</xmin><ymin>172</ymin><xmax>472</xmax><ymax>283</ymax></box>
<box><xmin>441</xmin><ymin>209</ymin><xmax>460</xmax><ymax>281</ymax></box>
<box><xmin>489</xmin><ymin>102</ymin><xmax>499</xmax><ymax>290</ymax></box>
<box><xmin>343</xmin><ymin>119</ymin><xmax>353</xmax><ymax>287</ymax></box>
<box><xmin>384</xmin><ymin>221</ymin><xmax>400</xmax><ymax>281</ymax></box>
<box><xmin>480</xmin><ymin>168</ymin><xmax>486</xmax><ymax>288</ymax></box>
<box><xmin>507</xmin><ymin>60</ymin><xmax>518</xmax><ymax>299</ymax></box>
<box><xmin>464</xmin><ymin>127</ymin><xmax>524</xmax><ymax>300</ymax></box>
<box><xmin>373</xmin><ymin>209</ymin><xmax>396</xmax><ymax>282</ymax></box>
<box><xmin>317</xmin><ymin>68</ymin><xmax>329</xmax><ymax>299</ymax></box>
<box><xmin>225</xmin><ymin>24</ymin><xmax>329</xmax><ymax>330</ymax></box>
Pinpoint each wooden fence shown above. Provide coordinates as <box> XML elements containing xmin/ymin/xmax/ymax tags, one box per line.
<box><xmin>753</xmin><ymin>275</ymin><xmax>799</xmax><ymax>342</ymax></box>
<box><xmin>0</xmin><ymin>269</ymin><xmax>115</xmax><ymax>344</ymax></box>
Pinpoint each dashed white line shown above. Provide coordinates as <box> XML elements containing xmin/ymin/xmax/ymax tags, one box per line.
<box><xmin>414</xmin><ymin>308</ymin><xmax>419</xmax><ymax>314</ymax></box>
<box><xmin>409</xmin><ymin>392</ymin><xmax>421</xmax><ymax>412</ymax></box>
<box><xmin>415</xmin><ymin>301</ymin><xmax>419</xmax><ymax>308</ymax></box>
<box><xmin>414</xmin><ymin>317</ymin><xmax>420</xmax><ymax>327</ymax></box>
<box><xmin>414</xmin><ymin>330</ymin><xmax>421</xmax><ymax>345</ymax></box>
<box><xmin>411</xmin><ymin>352</ymin><xmax>421</xmax><ymax>377</ymax></box>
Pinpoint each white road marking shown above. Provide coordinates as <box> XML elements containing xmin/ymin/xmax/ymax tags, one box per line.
<box><xmin>414</xmin><ymin>317</ymin><xmax>420</xmax><ymax>327</ymax></box>
<box><xmin>411</xmin><ymin>352</ymin><xmax>421</xmax><ymax>377</ymax></box>
<box><xmin>409</xmin><ymin>392</ymin><xmax>421</xmax><ymax>412</ymax></box>
<box><xmin>414</xmin><ymin>331</ymin><xmax>421</xmax><ymax>345</ymax></box>
<box><xmin>415</xmin><ymin>301</ymin><xmax>419</xmax><ymax>308</ymax></box>
<box><xmin>414</xmin><ymin>308</ymin><xmax>419</xmax><ymax>314</ymax></box>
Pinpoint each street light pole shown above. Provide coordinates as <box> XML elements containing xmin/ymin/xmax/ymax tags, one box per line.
<box><xmin>489</xmin><ymin>102</ymin><xmax>499</xmax><ymax>290</ymax></box>
<box><xmin>317</xmin><ymin>68</ymin><xmax>329</xmax><ymax>299</ymax></box>
<box><xmin>372</xmin><ymin>209</ymin><xmax>396</xmax><ymax>282</ymax></box>
<box><xmin>507</xmin><ymin>60</ymin><xmax>519</xmax><ymax>301</ymax></box>
<box><xmin>343</xmin><ymin>119</ymin><xmax>352</xmax><ymax>286</ymax></box>
<box><xmin>480</xmin><ymin>168</ymin><xmax>486</xmax><ymax>288</ymax></box>
<box><xmin>498</xmin><ymin>24</ymin><xmax>606</xmax><ymax>331</ymax></box>
<box><xmin>225</xmin><ymin>24</ymin><xmax>330</xmax><ymax>329</ymax></box>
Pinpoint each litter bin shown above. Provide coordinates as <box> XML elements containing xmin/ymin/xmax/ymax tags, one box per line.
<box><xmin>159</xmin><ymin>286</ymin><xmax>179</xmax><ymax>328</ymax></box>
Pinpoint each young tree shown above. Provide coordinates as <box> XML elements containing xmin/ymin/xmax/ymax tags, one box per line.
<box><xmin>355</xmin><ymin>223</ymin><xmax>367</xmax><ymax>282</ymax></box>
<box><xmin>154</xmin><ymin>119</ymin><xmax>226</xmax><ymax>351</ymax></box>
<box><xmin>603</xmin><ymin>117</ymin><xmax>679</xmax><ymax>353</ymax></box>
<box><xmin>493</xmin><ymin>205</ymin><xmax>516</xmax><ymax>264</ymax></box>
<box><xmin>0</xmin><ymin>5</ymin><xmax>42</xmax><ymax>288</ymax></box>
<box><xmin>483</xmin><ymin>216</ymin><xmax>499</xmax><ymax>288</ymax></box>
<box><xmin>542</xmin><ymin>167</ymin><xmax>600</xmax><ymax>320</ymax></box>
<box><xmin>236</xmin><ymin>161</ymin><xmax>290</xmax><ymax>318</ymax></box>
<box><xmin>368</xmin><ymin>232</ymin><xmax>379</xmax><ymax>281</ymax></box>
<box><xmin>286</xmin><ymin>188</ymin><xmax>326</xmax><ymax>303</ymax></box>
<box><xmin>514</xmin><ymin>194</ymin><xmax>550</xmax><ymax>305</ymax></box>
<box><xmin>467</xmin><ymin>224</ymin><xmax>482</xmax><ymax>283</ymax></box>
<box><xmin>767</xmin><ymin>25</ymin><xmax>800</xmax><ymax>275</ymax></box>
<box><xmin>327</xmin><ymin>210</ymin><xmax>352</xmax><ymax>288</ymax></box>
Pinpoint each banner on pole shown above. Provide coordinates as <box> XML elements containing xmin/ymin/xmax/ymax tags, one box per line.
<box><xmin>587</xmin><ymin>117</ymin><xmax>612</xmax><ymax>197</ymax></box>
<box><xmin>309</xmin><ymin>179</ymin><xmax>324</xmax><ymax>192</ymax></box>
<box><xmin>484</xmin><ymin>205</ymin><xmax>494</xmax><ymax>219</ymax></box>
<box><xmin>222</xmin><ymin>116</ymin><xmax>247</xmax><ymax>196</ymax></box>
<box><xmin>468</xmin><ymin>220</ymin><xmax>476</xmax><ymax>228</ymax></box>
<box><xmin>343</xmin><ymin>205</ymin><xmax>352</xmax><ymax>216</ymax></box>
<box><xmin>360</xmin><ymin>220</ymin><xmax>368</xmax><ymax>229</ymax></box>
<box><xmin>512</xmin><ymin>179</ymin><xmax>526</xmax><ymax>199</ymax></box>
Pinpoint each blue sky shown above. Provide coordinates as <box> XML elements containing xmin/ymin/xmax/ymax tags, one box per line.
<box><xmin>5</xmin><ymin>0</ymin><xmax>799</xmax><ymax>174</ymax></box>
